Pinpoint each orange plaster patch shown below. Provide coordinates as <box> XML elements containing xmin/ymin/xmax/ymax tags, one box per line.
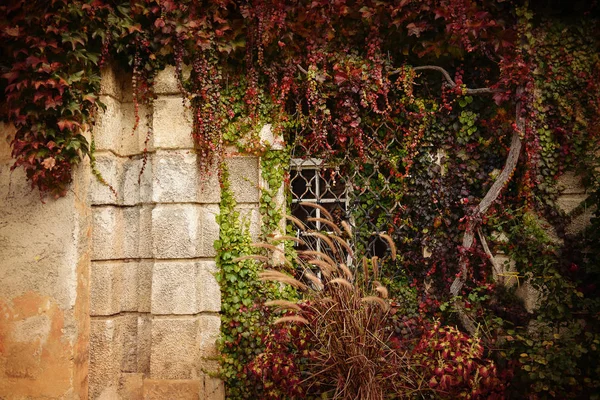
<box><xmin>0</xmin><ymin>291</ymin><xmax>74</xmax><ymax>399</ymax></box>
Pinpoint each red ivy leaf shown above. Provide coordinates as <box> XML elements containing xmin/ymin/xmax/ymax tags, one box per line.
<box><xmin>1</xmin><ymin>71</ymin><xmax>20</xmax><ymax>84</ymax></box>
<box><xmin>4</xmin><ymin>26</ymin><xmax>20</xmax><ymax>37</ymax></box>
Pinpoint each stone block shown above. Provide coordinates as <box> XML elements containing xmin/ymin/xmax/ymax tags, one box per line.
<box><xmin>557</xmin><ymin>194</ymin><xmax>587</xmax><ymax>215</ymax></box>
<box><xmin>201</xmin><ymin>205</ymin><xmax>220</xmax><ymax>258</ymax></box>
<box><xmin>89</xmin><ymin>153</ymin><xmax>152</xmax><ymax>206</ymax></box>
<box><xmin>138</xmin><ymin>205</ymin><xmax>154</xmax><ymax>259</ymax></box>
<box><xmin>121</xmin><ymin>157</ymin><xmax>148</xmax><ymax>206</ymax></box>
<box><xmin>150</xmin><ymin>318</ymin><xmax>200</xmax><ymax>379</ymax></box>
<box><xmin>153</xmin><ymin>65</ymin><xmax>190</xmax><ymax>95</ymax></box>
<box><xmin>197</xmin><ymin>315</ymin><xmax>220</xmax><ymax>374</ymax></box>
<box><xmin>153</xmin><ymin>150</ymin><xmax>198</xmax><ymax>203</ymax></box>
<box><xmin>90</xmin><ymin>318</ymin><xmax>123</xmax><ymax>400</ymax></box>
<box><xmin>0</xmin><ymin>122</ymin><xmax>16</xmax><ymax>164</ymax></box>
<box><xmin>94</xmin><ymin>96</ymin><xmax>122</xmax><ymax>154</ymax></box>
<box><xmin>100</xmin><ymin>66</ymin><xmax>123</xmax><ymax>99</ymax></box>
<box><xmin>143</xmin><ymin>379</ymin><xmax>200</xmax><ymax>400</ymax></box>
<box><xmin>493</xmin><ymin>255</ymin><xmax>518</xmax><ymax>288</ymax></box>
<box><xmin>93</xmin><ymin>206</ymin><xmax>147</xmax><ymax>260</ymax></box>
<box><xmin>89</xmin><ymin>152</ymin><xmax>121</xmax><ymax>205</ymax></box>
<box><xmin>226</xmin><ymin>156</ymin><xmax>260</xmax><ymax>203</ymax></box>
<box><xmin>92</xmin><ymin>206</ymin><xmax>123</xmax><ymax>260</ymax></box>
<box><xmin>259</xmin><ymin>123</ymin><xmax>285</xmax><ymax>150</ymax></box>
<box><xmin>152</xmin><ymin>205</ymin><xmax>219</xmax><ymax>259</ymax></box>
<box><xmin>119</xmin><ymin>373</ymin><xmax>144</xmax><ymax>400</ymax></box>
<box><xmin>152</xmin><ymin>204</ymin><xmax>200</xmax><ymax>259</ymax></box>
<box><xmin>153</xmin><ymin>97</ymin><xmax>194</xmax><ymax>150</ymax></box>
<box><xmin>90</xmin><ymin>262</ymin><xmax>122</xmax><ymax>316</ymax></box>
<box><xmin>123</xmin><ymin>207</ymin><xmax>142</xmax><ymax>259</ymax></box>
<box><xmin>201</xmin><ymin>376</ymin><xmax>225</xmax><ymax>400</ymax></box>
<box><xmin>138</xmin><ymin>261</ymin><xmax>153</xmax><ymax>313</ymax></box>
<box><xmin>558</xmin><ymin>171</ymin><xmax>587</xmax><ymax>195</ymax></box>
<box><xmin>121</xmin><ymin>313</ymin><xmax>140</xmax><ymax>373</ymax></box>
<box><xmin>122</xmin><ymin>261</ymin><xmax>139</xmax><ymax>312</ymax></box>
<box><xmin>515</xmin><ymin>281</ymin><xmax>541</xmax><ymax>314</ymax></box>
<box><xmin>237</xmin><ymin>204</ymin><xmax>261</xmax><ymax>241</ymax></box>
<box><xmin>137</xmin><ymin>314</ymin><xmax>152</xmax><ymax>374</ymax></box>
<box><xmin>566</xmin><ymin>209</ymin><xmax>594</xmax><ymax>236</ymax></box>
<box><xmin>152</xmin><ymin>262</ymin><xmax>200</xmax><ymax>315</ymax></box>
<box><xmin>120</xmin><ymin>102</ymin><xmax>152</xmax><ymax>156</ymax></box>
<box><xmin>151</xmin><ymin>150</ymin><xmax>221</xmax><ymax>203</ymax></box>
<box><xmin>197</xmin><ymin>261</ymin><xmax>221</xmax><ymax>313</ymax></box>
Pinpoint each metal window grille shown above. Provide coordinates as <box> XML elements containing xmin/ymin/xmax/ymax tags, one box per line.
<box><xmin>289</xmin><ymin>155</ymin><xmax>400</xmax><ymax>262</ymax></box>
<box><xmin>290</xmin><ymin>158</ymin><xmax>351</xmax><ymax>256</ymax></box>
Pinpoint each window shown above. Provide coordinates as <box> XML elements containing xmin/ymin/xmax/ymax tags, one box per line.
<box><xmin>289</xmin><ymin>158</ymin><xmax>396</xmax><ymax>260</ymax></box>
<box><xmin>289</xmin><ymin>158</ymin><xmax>350</xmax><ymax>254</ymax></box>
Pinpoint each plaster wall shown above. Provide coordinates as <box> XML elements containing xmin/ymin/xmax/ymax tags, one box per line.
<box><xmin>0</xmin><ymin>124</ymin><xmax>92</xmax><ymax>399</ymax></box>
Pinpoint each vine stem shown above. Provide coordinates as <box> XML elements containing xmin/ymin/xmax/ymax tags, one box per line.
<box><xmin>395</xmin><ymin>65</ymin><xmax>502</xmax><ymax>94</ymax></box>
<box><xmin>449</xmin><ymin>87</ymin><xmax>524</xmax><ymax>335</ymax></box>
<box><xmin>451</xmin><ymin>86</ymin><xmax>524</xmax><ymax>297</ymax></box>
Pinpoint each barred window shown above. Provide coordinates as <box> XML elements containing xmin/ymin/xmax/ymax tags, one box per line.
<box><xmin>289</xmin><ymin>158</ymin><xmax>395</xmax><ymax>260</ymax></box>
<box><xmin>289</xmin><ymin>158</ymin><xmax>350</xmax><ymax>254</ymax></box>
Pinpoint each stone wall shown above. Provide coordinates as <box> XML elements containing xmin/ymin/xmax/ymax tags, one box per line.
<box><xmin>0</xmin><ymin>123</ymin><xmax>92</xmax><ymax>399</ymax></box>
<box><xmin>87</xmin><ymin>66</ymin><xmax>262</xmax><ymax>399</ymax></box>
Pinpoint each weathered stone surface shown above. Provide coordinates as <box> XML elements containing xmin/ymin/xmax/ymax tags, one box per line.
<box><xmin>92</xmin><ymin>206</ymin><xmax>123</xmax><ymax>260</ymax></box>
<box><xmin>90</xmin><ymin>317</ymin><xmax>123</xmax><ymax>399</ymax></box>
<box><xmin>150</xmin><ymin>317</ymin><xmax>200</xmax><ymax>379</ymax></box>
<box><xmin>138</xmin><ymin>261</ymin><xmax>153</xmax><ymax>313</ymax></box>
<box><xmin>236</xmin><ymin>204</ymin><xmax>261</xmax><ymax>242</ymax></box>
<box><xmin>119</xmin><ymin>373</ymin><xmax>144</xmax><ymax>400</ymax></box>
<box><xmin>137</xmin><ymin>314</ymin><xmax>152</xmax><ymax>374</ymax></box>
<box><xmin>93</xmin><ymin>206</ymin><xmax>150</xmax><ymax>260</ymax></box>
<box><xmin>100</xmin><ymin>65</ymin><xmax>123</xmax><ymax>100</ymax></box>
<box><xmin>197</xmin><ymin>261</ymin><xmax>221</xmax><ymax>313</ymax></box>
<box><xmin>152</xmin><ymin>150</ymin><xmax>220</xmax><ymax>203</ymax></box>
<box><xmin>91</xmin><ymin>260</ymin><xmax>146</xmax><ymax>313</ymax></box>
<box><xmin>1</xmin><ymin>122</ymin><xmax>91</xmax><ymax>399</ymax></box>
<box><xmin>153</xmin><ymin>97</ymin><xmax>194</xmax><ymax>150</ymax></box>
<box><xmin>259</xmin><ymin>123</ymin><xmax>285</xmax><ymax>150</ymax></box>
<box><xmin>557</xmin><ymin>194</ymin><xmax>587</xmax><ymax>215</ymax></box>
<box><xmin>90</xmin><ymin>262</ymin><xmax>123</xmax><ymax>316</ymax></box>
<box><xmin>122</xmin><ymin>313</ymin><xmax>140</xmax><ymax>373</ymax></box>
<box><xmin>558</xmin><ymin>171</ymin><xmax>587</xmax><ymax>195</ymax></box>
<box><xmin>122</xmin><ymin>156</ymin><xmax>153</xmax><ymax>205</ymax></box>
<box><xmin>197</xmin><ymin>315</ymin><xmax>221</xmax><ymax>374</ymax></box>
<box><xmin>201</xmin><ymin>376</ymin><xmax>225</xmax><ymax>400</ymax></box>
<box><xmin>515</xmin><ymin>280</ymin><xmax>541</xmax><ymax>314</ymax></box>
<box><xmin>153</xmin><ymin>65</ymin><xmax>192</xmax><ymax>95</ymax></box>
<box><xmin>152</xmin><ymin>204</ymin><xmax>200</xmax><ymax>259</ymax></box>
<box><xmin>139</xmin><ymin>205</ymin><xmax>154</xmax><ymax>259</ymax></box>
<box><xmin>120</xmin><ymin>101</ymin><xmax>152</xmax><ymax>156</ymax></box>
<box><xmin>566</xmin><ymin>209</ymin><xmax>594</xmax><ymax>236</ymax></box>
<box><xmin>493</xmin><ymin>255</ymin><xmax>518</xmax><ymax>288</ymax></box>
<box><xmin>89</xmin><ymin>152</ymin><xmax>153</xmax><ymax>206</ymax></box>
<box><xmin>152</xmin><ymin>204</ymin><xmax>219</xmax><ymax>259</ymax></box>
<box><xmin>227</xmin><ymin>156</ymin><xmax>260</xmax><ymax>203</ymax></box>
<box><xmin>94</xmin><ymin>95</ymin><xmax>123</xmax><ymax>153</ymax></box>
<box><xmin>201</xmin><ymin>205</ymin><xmax>220</xmax><ymax>258</ymax></box>
<box><xmin>90</xmin><ymin>152</ymin><xmax>121</xmax><ymax>205</ymax></box>
<box><xmin>152</xmin><ymin>262</ymin><xmax>200</xmax><ymax>315</ymax></box>
<box><xmin>123</xmin><ymin>207</ymin><xmax>142</xmax><ymax>259</ymax></box>
<box><xmin>142</xmin><ymin>379</ymin><xmax>200</xmax><ymax>400</ymax></box>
